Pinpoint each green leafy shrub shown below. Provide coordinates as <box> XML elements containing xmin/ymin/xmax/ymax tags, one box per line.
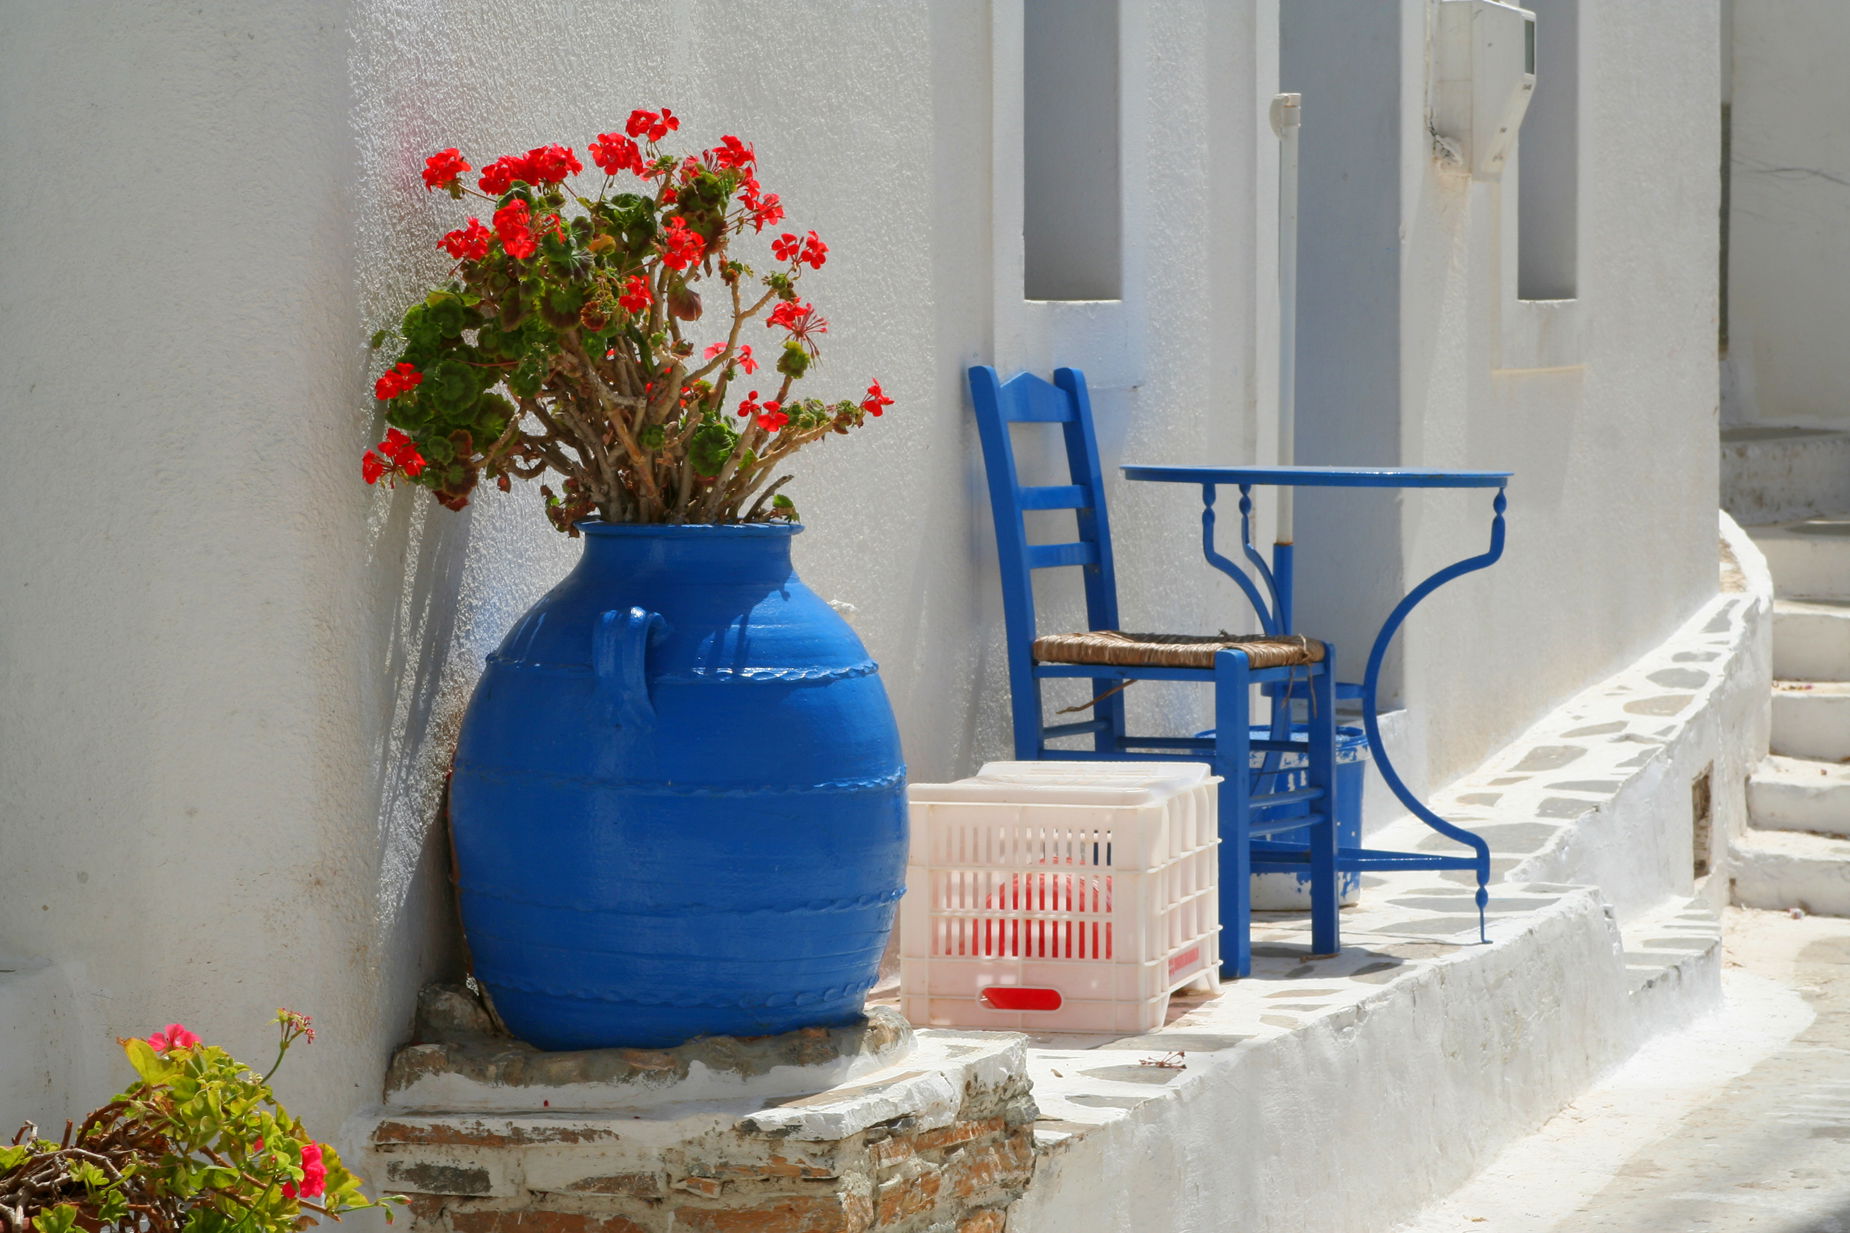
<box><xmin>0</xmin><ymin>1012</ymin><xmax>401</xmax><ymax>1233</ymax></box>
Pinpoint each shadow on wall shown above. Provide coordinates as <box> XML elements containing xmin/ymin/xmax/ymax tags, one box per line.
<box><xmin>364</xmin><ymin>496</ymin><xmax>476</xmax><ymax>976</ymax></box>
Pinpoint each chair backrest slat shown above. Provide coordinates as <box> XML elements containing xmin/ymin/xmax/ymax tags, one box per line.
<box><xmin>1025</xmin><ymin>541</ymin><xmax>1100</xmax><ymax>570</ymax></box>
<box><xmin>967</xmin><ymin>367</ymin><xmax>1122</xmax><ymax>663</ymax></box>
<box><xmin>1001</xmin><ymin>381</ymin><xmax>1078</xmax><ymax>423</ymax></box>
<box><xmin>1016</xmin><ymin>484</ymin><xmax>1091</xmax><ymax>511</ymax></box>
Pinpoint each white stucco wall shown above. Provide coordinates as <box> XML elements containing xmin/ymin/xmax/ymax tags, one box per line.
<box><xmin>0</xmin><ymin>0</ymin><xmax>1278</xmax><ymax>1144</ymax></box>
<box><xmin>1725</xmin><ymin>0</ymin><xmax>1850</xmax><ymax>427</ymax></box>
<box><xmin>1284</xmin><ymin>0</ymin><xmax>1721</xmax><ymax>790</ymax></box>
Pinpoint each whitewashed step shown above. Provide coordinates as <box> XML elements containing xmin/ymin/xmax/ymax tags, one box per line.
<box><xmin>1731</xmin><ymin>828</ymin><xmax>1850</xmax><ymax>916</ymax></box>
<box><xmin>1774</xmin><ymin>597</ymin><xmax>1850</xmax><ymax>680</ymax></box>
<box><xmin>1750</xmin><ymin>517</ymin><xmax>1850</xmax><ymax>600</ymax></box>
<box><xmin>1722</xmin><ymin>427</ymin><xmax>1850</xmax><ymax>525</ymax></box>
<box><xmin>1748</xmin><ymin>754</ymin><xmax>1850</xmax><ymax>838</ymax></box>
<box><xmin>1771</xmin><ymin>681</ymin><xmax>1850</xmax><ymax>760</ymax></box>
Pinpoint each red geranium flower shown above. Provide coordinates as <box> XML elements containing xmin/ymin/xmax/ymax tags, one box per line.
<box><xmin>477</xmin><ymin>155</ymin><xmax>522</xmax><ymax>196</ymax></box>
<box><xmin>522</xmin><ymin>143</ymin><xmax>582</xmax><ymax>184</ymax></box>
<box><xmin>660</xmin><ymin>216</ymin><xmax>705</xmax><ymax>271</ymax></box>
<box><xmin>702</xmin><ymin>341</ymin><xmax>760</xmax><ymax>375</ymax></box>
<box><xmin>374</xmin><ymin>362</ymin><xmax>423</xmax><ymax>401</ymax></box>
<box><xmin>364</xmin><ymin>429</ymin><xmax>426</xmax><ymax>485</ymax></box>
<box><xmin>755</xmin><ymin>401</ymin><xmax>788</xmax><ymax>434</ymax></box>
<box><xmin>618</xmin><ymin>274</ymin><xmax>652</xmax><ymax>314</ymax></box>
<box><xmin>494</xmin><ymin>200</ymin><xmax>537</xmax><ymax>260</ymax></box>
<box><xmin>861</xmin><ymin>379</ymin><xmax>894</xmax><ymax>417</ymax></box>
<box><xmin>738</xmin><ymin>175</ymin><xmax>784</xmax><ymax>232</ymax></box>
<box><xmin>709</xmin><ymin>135</ymin><xmax>754</xmax><ymax>170</ymax></box>
<box><xmin>798</xmin><ymin>230</ymin><xmax>828</xmax><ymax>270</ymax></box>
<box><xmin>625</xmin><ymin>108</ymin><xmax>680</xmax><ymax>142</ymax></box>
<box><xmin>421</xmin><ymin>148</ymin><xmax>470</xmax><ymax>191</ymax></box>
<box><xmin>766</xmin><ymin>300</ymin><xmax>828</xmax><ymax>355</ymax></box>
<box><xmin>771</xmin><ymin>232</ymin><xmax>801</xmax><ymax>263</ymax></box>
<box><xmin>735</xmin><ymin>390</ymin><xmax>762</xmax><ymax>419</ymax></box>
<box><xmin>438</xmin><ymin>218</ymin><xmax>491</xmax><ymax>262</ymax></box>
<box><xmin>588</xmin><ymin>132</ymin><xmax>644</xmax><ymax>176</ymax></box>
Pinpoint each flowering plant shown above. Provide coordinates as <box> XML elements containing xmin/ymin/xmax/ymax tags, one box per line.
<box><xmin>0</xmin><ymin>1012</ymin><xmax>401</xmax><ymax>1233</ymax></box>
<box><xmin>363</xmin><ymin>109</ymin><xmax>895</xmax><ymax>531</ymax></box>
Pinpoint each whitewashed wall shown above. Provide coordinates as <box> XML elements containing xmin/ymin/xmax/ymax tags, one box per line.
<box><xmin>0</xmin><ymin>0</ymin><xmax>1278</xmax><ymax>1140</ymax></box>
<box><xmin>1724</xmin><ymin>0</ymin><xmax>1850</xmax><ymax>428</ymax></box>
<box><xmin>1284</xmin><ymin>0</ymin><xmax>1721</xmax><ymax>790</ymax></box>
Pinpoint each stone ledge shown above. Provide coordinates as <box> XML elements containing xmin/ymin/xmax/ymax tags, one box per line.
<box><xmin>387</xmin><ymin>990</ymin><xmax>915</xmax><ymax>1113</ymax></box>
<box><xmin>361</xmin><ymin>1028</ymin><xmax>1035</xmax><ymax>1233</ymax></box>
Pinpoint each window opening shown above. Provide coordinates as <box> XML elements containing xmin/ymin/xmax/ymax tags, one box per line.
<box><xmin>1023</xmin><ymin>0</ymin><xmax>1122</xmax><ymax>301</ymax></box>
<box><xmin>1517</xmin><ymin>0</ymin><xmax>1578</xmax><ymax>301</ymax></box>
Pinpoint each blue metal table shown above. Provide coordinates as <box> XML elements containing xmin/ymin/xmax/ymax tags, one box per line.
<box><xmin>1121</xmin><ymin>464</ymin><xmax>1512</xmax><ymax>937</ymax></box>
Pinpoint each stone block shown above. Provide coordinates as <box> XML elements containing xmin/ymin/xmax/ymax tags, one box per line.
<box><xmin>670</xmin><ymin>1193</ymin><xmax>872</xmax><ymax>1233</ymax></box>
<box><xmin>944</xmin><ymin>1133</ymin><xmax>1034</xmax><ymax>1200</ymax></box>
<box><xmin>522</xmin><ymin>1149</ymin><xmax>662</xmax><ymax>1197</ymax></box>
<box><xmin>874</xmin><ymin>1171</ymin><xmax>942</xmax><ymax>1225</ymax></box>
<box><xmin>383</xmin><ymin>1154</ymin><xmax>519</xmax><ymax>1198</ymax></box>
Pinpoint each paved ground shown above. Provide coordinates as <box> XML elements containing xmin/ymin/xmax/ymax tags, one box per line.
<box><xmin>1402</xmin><ymin>908</ymin><xmax>1850</xmax><ymax>1233</ymax></box>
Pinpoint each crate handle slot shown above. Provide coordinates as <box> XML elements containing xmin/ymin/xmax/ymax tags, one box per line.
<box><xmin>980</xmin><ymin>986</ymin><xmax>1064</xmax><ymax>1012</ymax></box>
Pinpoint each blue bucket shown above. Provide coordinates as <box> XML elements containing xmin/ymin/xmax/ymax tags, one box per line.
<box><xmin>1249</xmin><ymin>723</ymin><xmax>1369</xmax><ymax>908</ymax></box>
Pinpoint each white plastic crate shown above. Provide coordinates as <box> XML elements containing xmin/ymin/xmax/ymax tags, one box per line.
<box><xmin>900</xmin><ymin>761</ymin><xmax>1222</xmax><ymax>1034</ymax></box>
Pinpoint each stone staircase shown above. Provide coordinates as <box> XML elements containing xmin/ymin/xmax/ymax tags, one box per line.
<box><xmin>1735</xmin><ymin>516</ymin><xmax>1850</xmax><ymax>914</ymax></box>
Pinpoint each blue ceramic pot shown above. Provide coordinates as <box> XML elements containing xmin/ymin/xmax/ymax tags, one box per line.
<box><xmin>449</xmin><ymin>522</ymin><xmax>907</xmax><ymax>1050</ymax></box>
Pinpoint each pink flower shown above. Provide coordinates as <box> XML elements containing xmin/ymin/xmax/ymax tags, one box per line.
<box><xmin>147</xmin><ymin>1023</ymin><xmax>202</xmax><ymax>1052</ymax></box>
<box><xmin>284</xmin><ymin>1142</ymin><xmax>327</xmax><ymax>1201</ymax></box>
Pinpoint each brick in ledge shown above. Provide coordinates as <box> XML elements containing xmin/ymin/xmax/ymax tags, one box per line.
<box><xmin>448</xmin><ymin>1209</ymin><xmax>654</xmax><ymax>1233</ymax></box>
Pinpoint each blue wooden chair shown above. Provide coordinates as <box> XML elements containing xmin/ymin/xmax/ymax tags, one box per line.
<box><xmin>967</xmin><ymin>365</ymin><xmax>1340</xmax><ymax>977</ymax></box>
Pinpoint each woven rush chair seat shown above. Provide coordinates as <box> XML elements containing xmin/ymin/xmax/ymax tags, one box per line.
<box><xmin>1032</xmin><ymin>630</ymin><xmax>1325</xmax><ymax>671</ymax></box>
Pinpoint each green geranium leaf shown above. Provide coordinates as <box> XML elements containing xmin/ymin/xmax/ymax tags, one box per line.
<box><xmin>689</xmin><ymin>420</ymin><xmax>738</xmax><ymax>478</ymax></box>
<box><xmin>32</xmin><ymin>1204</ymin><xmax>78</xmax><ymax>1233</ymax></box>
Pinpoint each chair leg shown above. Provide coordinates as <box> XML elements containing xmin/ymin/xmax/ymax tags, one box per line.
<box><xmin>1307</xmin><ymin>651</ymin><xmax>1340</xmax><ymax>959</ymax></box>
<box><xmin>1012</xmin><ymin>662</ymin><xmax>1046</xmax><ymax>760</ymax></box>
<box><xmin>1214</xmin><ymin>650</ymin><xmax>1253</xmax><ymax>979</ymax></box>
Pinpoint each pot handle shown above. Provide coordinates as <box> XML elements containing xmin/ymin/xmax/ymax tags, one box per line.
<box><xmin>593</xmin><ymin>607</ymin><xmax>665</xmax><ymax>727</ymax></box>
